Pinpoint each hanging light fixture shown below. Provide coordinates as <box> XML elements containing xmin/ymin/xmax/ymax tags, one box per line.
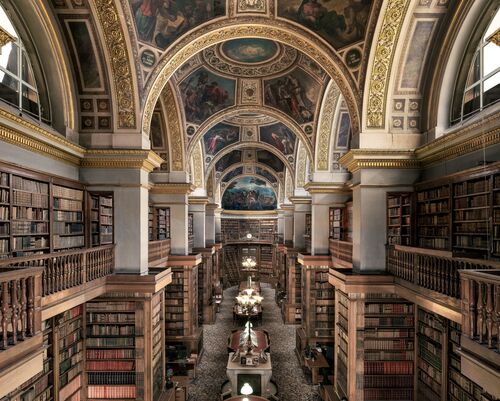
<box><xmin>241</xmin><ymin>382</ymin><xmax>253</xmax><ymax>395</ymax></box>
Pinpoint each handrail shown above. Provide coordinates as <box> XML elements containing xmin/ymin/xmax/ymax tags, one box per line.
<box><xmin>0</xmin><ymin>266</ymin><xmax>43</xmax><ymax>350</ymax></box>
<box><xmin>387</xmin><ymin>244</ymin><xmax>497</xmax><ymax>299</ymax></box>
<box><xmin>0</xmin><ymin>245</ymin><xmax>114</xmax><ymax>296</ymax></box>
<box><xmin>460</xmin><ymin>269</ymin><xmax>500</xmax><ymax>352</ymax></box>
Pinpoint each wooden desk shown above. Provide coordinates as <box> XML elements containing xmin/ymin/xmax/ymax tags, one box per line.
<box><xmin>228</xmin><ymin>330</ymin><xmax>269</xmax><ymax>353</ymax></box>
<box><xmin>304</xmin><ymin>351</ymin><xmax>329</xmax><ymax>385</ymax></box>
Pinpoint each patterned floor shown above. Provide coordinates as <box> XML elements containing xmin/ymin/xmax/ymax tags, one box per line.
<box><xmin>187</xmin><ymin>284</ymin><xmax>321</xmax><ymax>401</ymax></box>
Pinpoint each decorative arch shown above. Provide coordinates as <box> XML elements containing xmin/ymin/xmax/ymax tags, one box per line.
<box><xmin>295</xmin><ymin>142</ymin><xmax>308</xmax><ymax>188</ymax></box>
<box><xmin>160</xmin><ymin>83</ymin><xmax>186</xmax><ymax>171</ymax></box>
<box><xmin>214</xmin><ymin>162</ymin><xmax>283</xmax><ymax>187</ymax></box>
<box><xmin>141</xmin><ymin>18</ymin><xmax>362</xmax><ymax>140</ymax></box>
<box><xmin>190</xmin><ymin>141</ymin><xmax>204</xmax><ymax>188</ymax></box>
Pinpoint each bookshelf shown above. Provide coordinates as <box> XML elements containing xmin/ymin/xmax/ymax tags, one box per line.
<box><xmin>148</xmin><ymin>206</ymin><xmax>154</xmax><ymax>242</ymax></box>
<box><xmin>220</xmin><ymin>219</ymin><xmax>277</xmax><ymax>242</ymax></box>
<box><xmin>52</xmin><ymin>185</ymin><xmax>85</xmax><ymax>251</ymax></box>
<box><xmin>494</xmin><ymin>174</ymin><xmax>500</xmax><ymax>257</ymax></box>
<box><xmin>11</xmin><ymin>174</ymin><xmax>50</xmax><ymax>256</ymax></box>
<box><xmin>188</xmin><ymin>213</ymin><xmax>193</xmax><ymax>253</ymax></box>
<box><xmin>329</xmin><ymin>207</ymin><xmax>344</xmax><ymax>240</ymax></box>
<box><xmin>149</xmin><ymin>207</ymin><xmax>171</xmax><ymax>241</ymax></box>
<box><xmin>0</xmin><ymin>171</ymin><xmax>10</xmax><ymax>259</ymax></box>
<box><xmin>362</xmin><ymin>297</ymin><xmax>414</xmax><ymax>401</ymax></box>
<box><xmin>259</xmin><ymin>245</ymin><xmax>274</xmax><ymax>280</ymax></box>
<box><xmin>305</xmin><ymin>213</ymin><xmax>311</xmax><ymax>253</ymax></box>
<box><xmin>57</xmin><ymin>305</ymin><xmax>84</xmax><ymax>401</ymax></box>
<box><xmin>89</xmin><ymin>193</ymin><xmax>114</xmax><ymax>247</ymax></box>
<box><xmin>387</xmin><ymin>193</ymin><xmax>412</xmax><ymax>246</ymax></box>
<box><xmin>345</xmin><ymin>202</ymin><xmax>353</xmax><ymax>242</ymax></box>
<box><xmin>335</xmin><ymin>290</ymin><xmax>349</xmax><ymax>400</ymax></box>
<box><xmin>85</xmin><ymin>299</ymin><xmax>138</xmax><ymax>401</ymax></box>
<box><xmin>416</xmin><ymin>183</ymin><xmax>451</xmax><ymax>250</ymax></box>
<box><xmin>152</xmin><ymin>292</ymin><xmax>165</xmax><ymax>401</ymax></box>
<box><xmin>416</xmin><ymin>308</ymin><xmax>445</xmax><ymax>401</ymax></box>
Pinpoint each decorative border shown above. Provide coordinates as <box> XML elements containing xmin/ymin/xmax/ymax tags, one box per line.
<box><xmin>366</xmin><ymin>0</ymin><xmax>410</xmax><ymax>129</ymax></box>
<box><xmin>161</xmin><ymin>84</ymin><xmax>185</xmax><ymax>171</ymax></box>
<box><xmin>94</xmin><ymin>0</ymin><xmax>136</xmax><ymax>129</ymax></box>
<box><xmin>316</xmin><ymin>81</ymin><xmax>341</xmax><ymax>170</ymax></box>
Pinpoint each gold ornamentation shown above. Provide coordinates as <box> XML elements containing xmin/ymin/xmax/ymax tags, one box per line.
<box><xmin>82</xmin><ymin>150</ymin><xmax>163</xmax><ymax>172</ymax></box>
<box><xmin>288</xmin><ymin>196</ymin><xmax>311</xmax><ymax>204</ymax></box>
<box><xmin>285</xmin><ymin>170</ymin><xmax>294</xmax><ymax>199</ymax></box>
<box><xmin>487</xmin><ymin>28</ymin><xmax>500</xmax><ymax>46</ymax></box>
<box><xmin>188</xmin><ymin>196</ymin><xmax>209</xmax><ymax>205</ymax></box>
<box><xmin>339</xmin><ymin>150</ymin><xmax>419</xmax><ymax>173</ymax></box>
<box><xmin>142</xmin><ymin>19</ymin><xmax>361</xmax><ymax>137</ymax></box>
<box><xmin>316</xmin><ymin>82</ymin><xmax>341</xmax><ymax>170</ymax></box>
<box><xmin>366</xmin><ymin>0</ymin><xmax>409</xmax><ymax>128</ymax></box>
<box><xmin>0</xmin><ymin>27</ymin><xmax>15</xmax><ymax>48</ymax></box>
<box><xmin>303</xmin><ymin>182</ymin><xmax>350</xmax><ymax>194</ymax></box>
<box><xmin>296</xmin><ymin>143</ymin><xmax>307</xmax><ymax>187</ymax></box>
<box><xmin>207</xmin><ymin>170</ymin><xmax>214</xmax><ymax>197</ymax></box>
<box><xmin>191</xmin><ymin>142</ymin><xmax>203</xmax><ymax>188</ymax></box>
<box><xmin>94</xmin><ymin>0</ymin><xmax>136</xmax><ymax>129</ymax></box>
<box><xmin>161</xmin><ymin>84</ymin><xmax>185</xmax><ymax>171</ymax></box>
<box><xmin>150</xmin><ymin>183</ymin><xmax>195</xmax><ymax>194</ymax></box>
<box><xmin>237</xmin><ymin>0</ymin><xmax>267</xmax><ymax>13</ymax></box>
<box><xmin>240</xmin><ymin>80</ymin><xmax>259</xmax><ymax>104</ymax></box>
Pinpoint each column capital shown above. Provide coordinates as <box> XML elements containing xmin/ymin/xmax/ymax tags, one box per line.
<box><xmin>303</xmin><ymin>182</ymin><xmax>350</xmax><ymax>194</ymax></box>
<box><xmin>339</xmin><ymin>149</ymin><xmax>419</xmax><ymax>173</ymax></box>
<box><xmin>150</xmin><ymin>182</ymin><xmax>195</xmax><ymax>195</ymax></box>
<box><xmin>289</xmin><ymin>196</ymin><xmax>311</xmax><ymax>205</ymax></box>
<box><xmin>81</xmin><ymin>149</ymin><xmax>163</xmax><ymax>172</ymax></box>
<box><xmin>280</xmin><ymin>203</ymin><xmax>294</xmax><ymax>212</ymax></box>
<box><xmin>206</xmin><ymin>202</ymin><xmax>219</xmax><ymax>212</ymax></box>
<box><xmin>188</xmin><ymin>196</ymin><xmax>209</xmax><ymax>205</ymax></box>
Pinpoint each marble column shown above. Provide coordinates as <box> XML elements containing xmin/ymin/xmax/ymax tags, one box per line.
<box><xmin>289</xmin><ymin>197</ymin><xmax>311</xmax><ymax>251</ymax></box>
<box><xmin>205</xmin><ymin>203</ymin><xmax>218</xmax><ymax>246</ymax></box>
<box><xmin>189</xmin><ymin>196</ymin><xmax>208</xmax><ymax>249</ymax></box>
<box><xmin>282</xmin><ymin>204</ymin><xmax>294</xmax><ymax>246</ymax></box>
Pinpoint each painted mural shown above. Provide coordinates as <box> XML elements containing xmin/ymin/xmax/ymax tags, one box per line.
<box><xmin>263</xmin><ymin>68</ymin><xmax>320</xmax><ymax>124</ymax></box>
<box><xmin>278</xmin><ymin>0</ymin><xmax>372</xmax><ymax>49</ymax></box>
<box><xmin>221</xmin><ymin>39</ymin><xmax>279</xmax><ymax>64</ymax></box>
<box><xmin>215</xmin><ymin>150</ymin><xmax>242</xmax><ymax>172</ymax></box>
<box><xmin>256</xmin><ymin>167</ymin><xmax>277</xmax><ymax>183</ymax></box>
<box><xmin>150</xmin><ymin>111</ymin><xmax>164</xmax><ymax>148</ymax></box>
<box><xmin>257</xmin><ymin>150</ymin><xmax>285</xmax><ymax>172</ymax></box>
<box><xmin>222</xmin><ymin>167</ymin><xmax>243</xmax><ymax>182</ymax></box>
<box><xmin>222</xmin><ymin>176</ymin><xmax>277</xmax><ymax>210</ymax></box>
<box><xmin>179</xmin><ymin>68</ymin><xmax>236</xmax><ymax>124</ymax></box>
<box><xmin>203</xmin><ymin>123</ymin><xmax>240</xmax><ymax>156</ymax></box>
<box><xmin>130</xmin><ymin>0</ymin><xmax>226</xmax><ymax>49</ymax></box>
<box><xmin>259</xmin><ymin>123</ymin><xmax>296</xmax><ymax>155</ymax></box>
<box><xmin>337</xmin><ymin>112</ymin><xmax>350</xmax><ymax>148</ymax></box>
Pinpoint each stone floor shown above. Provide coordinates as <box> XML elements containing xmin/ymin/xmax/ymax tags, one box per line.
<box><xmin>187</xmin><ymin>284</ymin><xmax>321</xmax><ymax>401</ymax></box>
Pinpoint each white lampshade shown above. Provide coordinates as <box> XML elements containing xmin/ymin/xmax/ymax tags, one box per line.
<box><xmin>241</xmin><ymin>382</ymin><xmax>253</xmax><ymax>395</ymax></box>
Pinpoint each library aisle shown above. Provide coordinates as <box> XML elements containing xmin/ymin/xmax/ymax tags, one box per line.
<box><xmin>188</xmin><ymin>284</ymin><xmax>321</xmax><ymax>401</ymax></box>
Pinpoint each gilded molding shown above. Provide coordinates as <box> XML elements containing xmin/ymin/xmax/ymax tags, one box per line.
<box><xmin>316</xmin><ymin>82</ymin><xmax>341</xmax><ymax>170</ymax></box>
<box><xmin>191</xmin><ymin>142</ymin><xmax>203</xmax><ymax>188</ymax></box>
<box><xmin>339</xmin><ymin>150</ymin><xmax>419</xmax><ymax>173</ymax></box>
<box><xmin>161</xmin><ymin>85</ymin><xmax>184</xmax><ymax>171</ymax></box>
<box><xmin>487</xmin><ymin>28</ymin><xmax>500</xmax><ymax>46</ymax></box>
<box><xmin>303</xmin><ymin>182</ymin><xmax>350</xmax><ymax>194</ymax></box>
<box><xmin>296</xmin><ymin>143</ymin><xmax>307</xmax><ymax>188</ymax></box>
<box><xmin>142</xmin><ymin>19</ymin><xmax>361</xmax><ymax>137</ymax></box>
<box><xmin>366</xmin><ymin>0</ymin><xmax>410</xmax><ymax>129</ymax></box>
<box><xmin>0</xmin><ymin>27</ymin><xmax>15</xmax><ymax>47</ymax></box>
<box><xmin>188</xmin><ymin>196</ymin><xmax>209</xmax><ymax>205</ymax></box>
<box><xmin>82</xmin><ymin>150</ymin><xmax>163</xmax><ymax>172</ymax></box>
<box><xmin>94</xmin><ymin>0</ymin><xmax>136</xmax><ymax>129</ymax></box>
<box><xmin>288</xmin><ymin>196</ymin><xmax>311</xmax><ymax>204</ymax></box>
<box><xmin>150</xmin><ymin>183</ymin><xmax>196</xmax><ymax>195</ymax></box>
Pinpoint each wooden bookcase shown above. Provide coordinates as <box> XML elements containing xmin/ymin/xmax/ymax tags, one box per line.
<box><xmin>148</xmin><ymin>206</ymin><xmax>154</xmax><ymax>241</ymax></box>
<box><xmin>335</xmin><ymin>290</ymin><xmax>349</xmax><ymax>400</ymax></box>
<box><xmin>53</xmin><ymin>185</ymin><xmax>85</xmax><ymax>251</ymax></box>
<box><xmin>220</xmin><ymin>219</ymin><xmax>277</xmax><ymax>242</ymax></box>
<box><xmin>387</xmin><ymin>193</ymin><xmax>412</xmax><ymax>246</ymax></box>
<box><xmin>281</xmin><ymin>249</ymin><xmax>302</xmax><ymax>324</ymax></box>
<box><xmin>152</xmin><ymin>291</ymin><xmax>165</xmax><ymax>401</ymax></box>
<box><xmin>305</xmin><ymin>213</ymin><xmax>312</xmax><ymax>253</ymax></box>
<box><xmin>329</xmin><ymin>207</ymin><xmax>344</xmax><ymax>240</ymax></box>
<box><xmin>89</xmin><ymin>193</ymin><xmax>114</xmax><ymax>247</ymax></box>
<box><xmin>187</xmin><ymin>213</ymin><xmax>193</xmax><ymax>253</ymax></box>
<box><xmin>259</xmin><ymin>245</ymin><xmax>274</xmax><ymax>280</ymax></box>
<box><xmin>149</xmin><ymin>207</ymin><xmax>171</xmax><ymax>241</ymax></box>
<box><xmin>345</xmin><ymin>202</ymin><xmax>353</xmax><ymax>242</ymax></box>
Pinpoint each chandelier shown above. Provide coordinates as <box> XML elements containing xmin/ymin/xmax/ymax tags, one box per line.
<box><xmin>242</xmin><ymin>256</ymin><xmax>257</xmax><ymax>270</ymax></box>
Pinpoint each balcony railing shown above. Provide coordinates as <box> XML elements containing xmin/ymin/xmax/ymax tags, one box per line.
<box><xmin>0</xmin><ymin>266</ymin><xmax>43</xmax><ymax>351</ymax></box>
<box><xmin>387</xmin><ymin>245</ymin><xmax>499</xmax><ymax>299</ymax></box>
<box><xmin>0</xmin><ymin>245</ymin><xmax>114</xmax><ymax>297</ymax></box>
<box><xmin>329</xmin><ymin>239</ymin><xmax>353</xmax><ymax>267</ymax></box>
<box><xmin>460</xmin><ymin>269</ymin><xmax>500</xmax><ymax>352</ymax></box>
<box><xmin>148</xmin><ymin>239</ymin><xmax>170</xmax><ymax>267</ymax></box>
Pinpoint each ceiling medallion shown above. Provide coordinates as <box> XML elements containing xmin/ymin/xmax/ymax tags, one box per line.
<box><xmin>203</xmin><ymin>41</ymin><xmax>298</xmax><ymax>78</ymax></box>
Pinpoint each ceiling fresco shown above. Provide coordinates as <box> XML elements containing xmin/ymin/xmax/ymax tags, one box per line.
<box><xmin>256</xmin><ymin>166</ymin><xmax>278</xmax><ymax>183</ymax></box>
<box><xmin>259</xmin><ymin>122</ymin><xmax>296</xmax><ymax>155</ymax></box>
<box><xmin>222</xmin><ymin>166</ymin><xmax>244</xmax><ymax>183</ymax></box>
<box><xmin>179</xmin><ymin>67</ymin><xmax>236</xmax><ymax>124</ymax></box>
<box><xmin>129</xmin><ymin>0</ymin><xmax>226</xmax><ymax>49</ymax></box>
<box><xmin>277</xmin><ymin>0</ymin><xmax>373</xmax><ymax>50</ymax></box>
<box><xmin>221</xmin><ymin>39</ymin><xmax>279</xmax><ymax>64</ymax></box>
<box><xmin>203</xmin><ymin>123</ymin><xmax>240</xmax><ymax>157</ymax></box>
<box><xmin>257</xmin><ymin>149</ymin><xmax>285</xmax><ymax>172</ymax></box>
<box><xmin>221</xmin><ymin>176</ymin><xmax>277</xmax><ymax>211</ymax></box>
<box><xmin>215</xmin><ymin>150</ymin><xmax>242</xmax><ymax>172</ymax></box>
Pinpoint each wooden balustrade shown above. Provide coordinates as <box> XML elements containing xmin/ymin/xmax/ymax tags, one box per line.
<box><xmin>0</xmin><ymin>245</ymin><xmax>114</xmax><ymax>297</ymax></box>
<box><xmin>329</xmin><ymin>239</ymin><xmax>353</xmax><ymax>266</ymax></box>
<box><xmin>148</xmin><ymin>239</ymin><xmax>171</xmax><ymax>267</ymax></box>
<box><xmin>387</xmin><ymin>245</ymin><xmax>500</xmax><ymax>299</ymax></box>
<box><xmin>0</xmin><ymin>267</ymin><xmax>43</xmax><ymax>351</ymax></box>
<box><xmin>460</xmin><ymin>269</ymin><xmax>500</xmax><ymax>352</ymax></box>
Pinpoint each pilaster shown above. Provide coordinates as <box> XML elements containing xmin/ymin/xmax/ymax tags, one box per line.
<box><xmin>189</xmin><ymin>196</ymin><xmax>209</xmax><ymax>248</ymax></box>
<box><xmin>281</xmin><ymin>204</ymin><xmax>294</xmax><ymax>246</ymax></box>
<box><xmin>289</xmin><ymin>197</ymin><xmax>311</xmax><ymax>251</ymax></box>
<box><xmin>205</xmin><ymin>203</ymin><xmax>218</xmax><ymax>246</ymax></box>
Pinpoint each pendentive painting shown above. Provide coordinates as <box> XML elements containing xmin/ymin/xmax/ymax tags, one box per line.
<box><xmin>256</xmin><ymin>167</ymin><xmax>277</xmax><ymax>183</ymax></box>
<box><xmin>277</xmin><ymin>0</ymin><xmax>372</xmax><ymax>49</ymax></box>
<box><xmin>179</xmin><ymin>68</ymin><xmax>236</xmax><ymax>124</ymax></box>
<box><xmin>150</xmin><ymin>111</ymin><xmax>165</xmax><ymax>148</ymax></box>
<box><xmin>257</xmin><ymin>150</ymin><xmax>285</xmax><ymax>172</ymax></box>
<box><xmin>263</xmin><ymin>68</ymin><xmax>320</xmax><ymax>124</ymax></box>
<box><xmin>130</xmin><ymin>0</ymin><xmax>226</xmax><ymax>49</ymax></box>
<box><xmin>203</xmin><ymin>123</ymin><xmax>240</xmax><ymax>156</ymax></box>
<box><xmin>336</xmin><ymin>112</ymin><xmax>351</xmax><ymax>148</ymax></box>
<box><xmin>259</xmin><ymin>123</ymin><xmax>296</xmax><ymax>155</ymax></box>
<box><xmin>215</xmin><ymin>150</ymin><xmax>242</xmax><ymax>172</ymax></box>
<box><xmin>222</xmin><ymin>177</ymin><xmax>277</xmax><ymax>210</ymax></box>
<box><xmin>222</xmin><ymin>167</ymin><xmax>243</xmax><ymax>182</ymax></box>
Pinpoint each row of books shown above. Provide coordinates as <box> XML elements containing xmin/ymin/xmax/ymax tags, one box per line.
<box><xmin>53</xmin><ymin>186</ymin><xmax>83</xmax><ymax>201</ymax></box>
<box><xmin>87</xmin><ymin>325</ymin><xmax>135</xmax><ymax>336</ymax></box>
<box><xmin>365</xmin><ymin>316</ymin><xmax>413</xmax><ymax>327</ymax></box>
<box><xmin>455</xmin><ymin>221</ymin><xmax>489</xmax><ymax>232</ymax></box>
<box><xmin>417</xmin><ymin>215</ymin><xmax>448</xmax><ymax>225</ymax></box>
<box><xmin>417</xmin><ymin>227</ymin><xmax>449</xmax><ymax>237</ymax></box>
<box><xmin>53</xmin><ymin>211</ymin><xmax>83</xmax><ymax>222</ymax></box>
<box><xmin>454</xmin><ymin>194</ymin><xmax>489</xmax><ymax>209</ymax></box>
<box><xmin>12</xmin><ymin>176</ymin><xmax>49</xmax><ymax>193</ymax></box>
<box><xmin>12</xmin><ymin>221</ymin><xmax>49</xmax><ymax>234</ymax></box>
<box><xmin>364</xmin><ymin>374</ymin><xmax>414</xmax><ymax>388</ymax></box>
<box><xmin>86</xmin><ymin>360</ymin><xmax>135</xmax><ymax>371</ymax></box>
<box><xmin>53</xmin><ymin>198</ymin><xmax>82</xmax><ymax>211</ymax></box>
<box><xmin>87</xmin><ymin>385</ymin><xmax>136</xmax><ymax>399</ymax></box>
<box><xmin>454</xmin><ymin>179</ymin><xmax>489</xmax><ymax>196</ymax></box>
<box><xmin>417</xmin><ymin>186</ymin><xmax>450</xmax><ymax>201</ymax></box>
<box><xmin>13</xmin><ymin>236</ymin><xmax>48</xmax><ymax>250</ymax></box>
<box><xmin>0</xmin><ymin>238</ymin><xmax>8</xmax><ymax>252</ymax></box>
<box><xmin>0</xmin><ymin>188</ymin><xmax>8</xmax><ymax>203</ymax></box>
<box><xmin>13</xmin><ymin>191</ymin><xmax>49</xmax><ymax>207</ymax></box>
<box><xmin>54</xmin><ymin>235</ymin><xmax>85</xmax><ymax>249</ymax></box>
<box><xmin>87</xmin><ymin>312</ymin><xmax>135</xmax><ymax>323</ymax></box>
<box><xmin>364</xmin><ymin>350</ymin><xmax>414</xmax><ymax>361</ymax></box>
<box><xmin>86</xmin><ymin>348</ymin><xmax>135</xmax><ymax>360</ymax></box>
<box><xmin>87</xmin><ymin>372</ymin><xmax>135</xmax><ymax>385</ymax></box>
<box><xmin>364</xmin><ymin>361</ymin><xmax>414</xmax><ymax>375</ymax></box>
<box><xmin>364</xmin><ymin>339</ymin><xmax>414</xmax><ymax>351</ymax></box>
<box><xmin>86</xmin><ymin>337</ymin><xmax>134</xmax><ymax>347</ymax></box>
<box><xmin>59</xmin><ymin>375</ymin><xmax>81</xmax><ymax>401</ymax></box>
<box><xmin>365</xmin><ymin>303</ymin><xmax>413</xmax><ymax>314</ymax></box>
<box><xmin>100</xmin><ymin>215</ymin><xmax>113</xmax><ymax>225</ymax></box>
<box><xmin>87</xmin><ymin>302</ymin><xmax>135</xmax><ymax>311</ymax></box>
<box><xmin>418</xmin><ymin>201</ymin><xmax>448</xmax><ymax>214</ymax></box>
<box><xmin>454</xmin><ymin>235</ymin><xmax>488</xmax><ymax>248</ymax></box>
<box><xmin>0</xmin><ymin>206</ymin><xmax>8</xmax><ymax>220</ymax></box>
<box><xmin>53</xmin><ymin>222</ymin><xmax>84</xmax><ymax>235</ymax></box>
<box><xmin>418</xmin><ymin>238</ymin><xmax>448</xmax><ymax>249</ymax></box>
<box><xmin>12</xmin><ymin>207</ymin><xmax>49</xmax><ymax>220</ymax></box>
<box><xmin>0</xmin><ymin>172</ymin><xmax>8</xmax><ymax>187</ymax></box>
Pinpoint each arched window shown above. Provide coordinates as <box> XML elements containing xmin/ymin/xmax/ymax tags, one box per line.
<box><xmin>0</xmin><ymin>5</ymin><xmax>44</xmax><ymax>121</ymax></box>
<box><xmin>451</xmin><ymin>7</ymin><xmax>500</xmax><ymax>124</ymax></box>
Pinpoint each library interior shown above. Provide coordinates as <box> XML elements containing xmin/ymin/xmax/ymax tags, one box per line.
<box><xmin>0</xmin><ymin>0</ymin><xmax>499</xmax><ymax>400</ymax></box>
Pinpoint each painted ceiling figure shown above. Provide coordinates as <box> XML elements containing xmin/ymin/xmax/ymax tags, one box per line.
<box><xmin>298</xmin><ymin>0</ymin><xmax>327</xmax><ymax>29</ymax></box>
<box><xmin>133</xmin><ymin>0</ymin><xmax>161</xmax><ymax>42</ymax></box>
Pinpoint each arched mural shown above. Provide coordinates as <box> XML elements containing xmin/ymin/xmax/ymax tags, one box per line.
<box><xmin>222</xmin><ymin>176</ymin><xmax>277</xmax><ymax>211</ymax></box>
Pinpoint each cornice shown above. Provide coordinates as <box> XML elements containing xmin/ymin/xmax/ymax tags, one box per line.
<box><xmin>81</xmin><ymin>150</ymin><xmax>163</xmax><ymax>172</ymax></box>
<box><xmin>288</xmin><ymin>196</ymin><xmax>311</xmax><ymax>204</ymax></box>
<box><xmin>150</xmin><ymin>183</ymin><xmax>196</xmax><ymax>195</ymax></box>
<box><xmin>0</xmin><ymin>27</ymin><xmax>15</xmax><ymax>48</ymax></box>
<box><xmin>303</xmin><ymin>182</ymin><xmax>350</xmax><ymax>194</ymax></box>
<box><xmin>221</xmin><ymin>210</ymin><xmax>278</xmax><ymax>216</ymax></box>
<box><xmin>339</xmin><ymin>150</ymin><xmax>419</xmax><ymax>173</ymax></box>
<box><xmin>279</xmin><ymin>204</ymin><xmax>294</xmax><ymax>212</ymax></box>
<box><xmin>188</xmin><ymin>196</ymin><xmax>209</xmax><ymax>205</ymax></box>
